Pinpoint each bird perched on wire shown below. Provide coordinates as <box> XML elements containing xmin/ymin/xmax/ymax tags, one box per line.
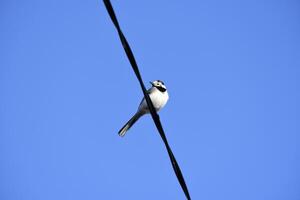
<box><xmin>118</xmin><ymin>80</ymin><xmax>169</xmax><ymax>137</ymax></box>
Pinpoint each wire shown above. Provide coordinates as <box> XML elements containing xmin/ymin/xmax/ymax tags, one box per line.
<box><xmin>102</xmin><ymin>1</ymin><xmax>191</xmax><ymax>199</ymax></box>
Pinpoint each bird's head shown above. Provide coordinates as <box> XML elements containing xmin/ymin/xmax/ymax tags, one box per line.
<box><xmin>150</xmin><ymin>80</ymin><xmax>167</xmax><ymax>92</ymax></box>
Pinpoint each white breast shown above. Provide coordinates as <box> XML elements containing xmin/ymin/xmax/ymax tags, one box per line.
<box><xmin>138</xmin><ymin>87</ymin><xmax>169</xmax><ymax>113</ymax></box>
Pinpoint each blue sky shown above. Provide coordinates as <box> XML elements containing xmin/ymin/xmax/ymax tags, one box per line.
<box><xmin>1</xmin><ymin>0</ymin><xmax>300</xmax><ymax>199</ymax></box>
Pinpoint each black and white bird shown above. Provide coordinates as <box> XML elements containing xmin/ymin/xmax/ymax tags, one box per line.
<box><xmin>118</xmin><ymin>80</ymin><xmax>169</xmax><ymax>137</ymax></box>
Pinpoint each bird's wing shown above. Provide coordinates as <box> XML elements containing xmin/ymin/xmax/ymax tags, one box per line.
<box><xmin>138</xmin><ymin>88</ymin><xmax>152</xmax><ymax>106</ymax></box>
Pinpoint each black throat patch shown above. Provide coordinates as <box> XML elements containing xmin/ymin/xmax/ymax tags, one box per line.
<box><xmin>156</xmin><ymin>86</ymin><xmax>166</xmax><ymax>92</ymax></box>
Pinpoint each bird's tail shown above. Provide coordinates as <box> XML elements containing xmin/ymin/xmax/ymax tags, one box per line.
<box><xmin>118</xmin><ymin>112</ymin><xmax>142</xmax><ymax>137</ymax></box>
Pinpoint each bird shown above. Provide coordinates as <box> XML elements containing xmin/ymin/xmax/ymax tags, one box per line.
<box><xmin>118</xmin><ymin>80</ymin><xmax>169</xmax><ymax>137</ymax></box>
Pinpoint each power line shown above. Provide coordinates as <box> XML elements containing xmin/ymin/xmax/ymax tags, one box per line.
<box><xmin>102</xmin><ymin>1</ymin><xmax>191</xmax><ymax>199</ymax></box>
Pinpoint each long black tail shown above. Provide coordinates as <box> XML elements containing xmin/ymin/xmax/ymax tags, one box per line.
<box><xmin>118</xmin><ymin>112</ymin><xmax>142</xmax><ymax>137</ymax></box>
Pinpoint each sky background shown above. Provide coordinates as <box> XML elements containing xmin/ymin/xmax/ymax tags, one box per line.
<box><xmin>1</xmin><ymin>0</ymin><xmax>300</xmax><ymax>199</ymax></box>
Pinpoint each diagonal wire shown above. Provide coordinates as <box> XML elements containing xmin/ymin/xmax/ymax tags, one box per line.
<box><xmin>102</xmin><ymin>1</ymin><xmax>191</xmax><ymax>199</ymax></box>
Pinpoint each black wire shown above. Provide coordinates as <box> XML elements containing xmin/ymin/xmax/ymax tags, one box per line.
<box><xmin>102</xmin><ymin>1</ymin><xmax>191</xmax><ymax>199</ymax></box>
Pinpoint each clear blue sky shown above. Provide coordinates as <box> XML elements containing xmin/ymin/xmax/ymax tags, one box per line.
<box><xmin>1</xmin><ymin>0</ymin><xmax>300</xmax><ymax>199</ymax></box>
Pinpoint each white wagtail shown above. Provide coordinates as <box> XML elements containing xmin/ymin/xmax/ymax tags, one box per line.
<box><xmin>118</xmin><ymin>80</ymin><xmax>169</xmax><ymax>137</ymax></box>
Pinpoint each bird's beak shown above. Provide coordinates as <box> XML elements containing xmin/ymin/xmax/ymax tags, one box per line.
<box><xmin>150</xmin><ymin>81</ymin><xmax>154</xmax><ymax>86</ymax></box>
